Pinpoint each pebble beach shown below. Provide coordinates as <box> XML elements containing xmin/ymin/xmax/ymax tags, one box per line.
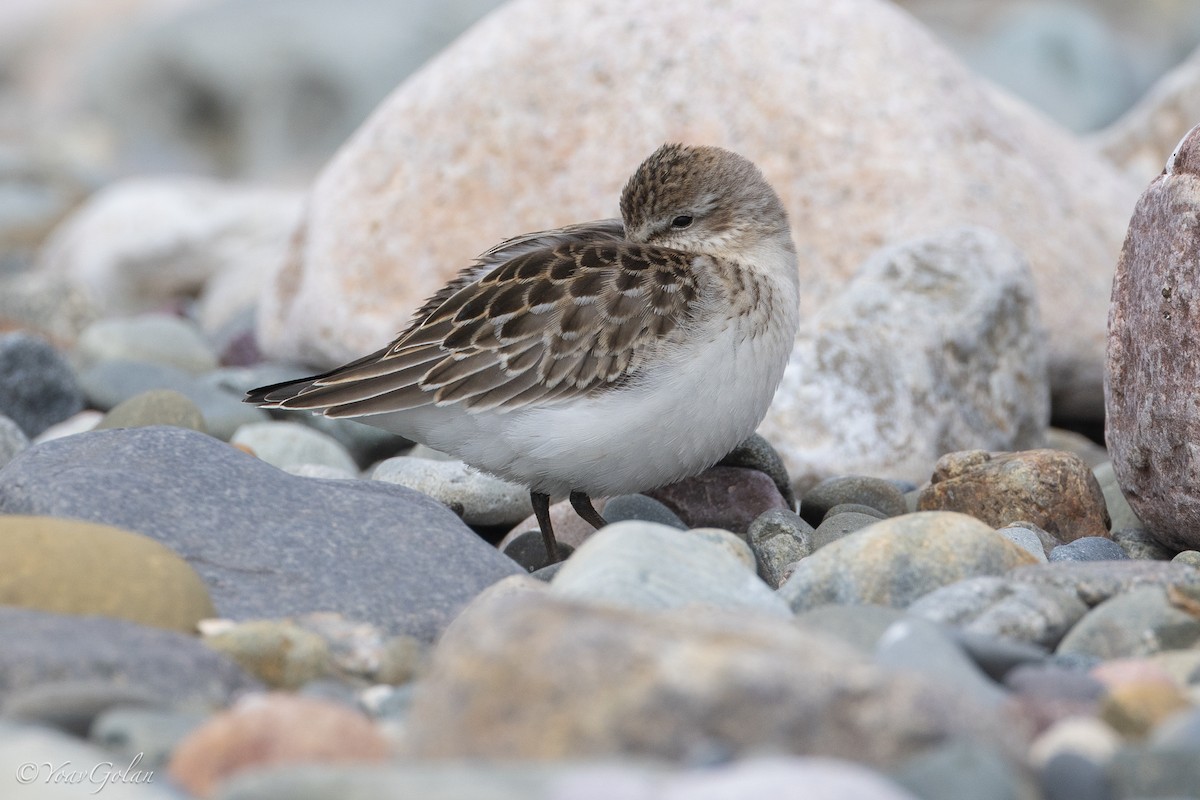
<box><xmin>3</xmin><ymin>1</ymin><xmax>1200</xmax><ymax>799</ymax></box>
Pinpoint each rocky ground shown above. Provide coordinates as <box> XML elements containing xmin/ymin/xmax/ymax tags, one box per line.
<box><xmin>3</xmin><ymin>1</ymin><xmax>1200</xmax><ymax>799</ymax></box>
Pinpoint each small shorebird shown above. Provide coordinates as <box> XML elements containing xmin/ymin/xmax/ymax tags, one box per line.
<box><xmin>246</xmin><ymin>143</ymin><xmax>800</xmax><ymax>562</ymax></box>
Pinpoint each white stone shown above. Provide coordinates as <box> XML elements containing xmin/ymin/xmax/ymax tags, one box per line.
<box><xmin>370</xmin><ymin>456</ymin><xmax>530</xmax><ymax>527</ymax></box>
<box><xmin>39</xmin><ymin>177</ymin><xmax>302</xmax><ymax>332</ymax></box>
<box><xmin>231</xmin><ymin>421</ymin><xmax>357</xmax><ymax>474</ymax></box>
<box><xmin>760</xmin><ymin>226</ymin><xmax>1049</xmax><ymax>490</ymax></box>
<box><xmin>550</xmin><ymin>521</ymin><xmax>791</xmax><ymax>618</ymax></box>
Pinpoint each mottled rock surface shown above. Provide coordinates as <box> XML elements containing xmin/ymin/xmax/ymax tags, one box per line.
<box><xmin>1106</xmin><ymin>122</ymin><xmax>1200</xmax><ymax>552</ymax></box>
<box><xmin>918</xmin><ymin>449</ymin><xmax>1110</xmax><ymax>543</ymax></box>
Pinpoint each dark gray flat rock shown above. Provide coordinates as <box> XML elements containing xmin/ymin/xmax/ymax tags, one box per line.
<box><xmin>0</xmin><ymin>426</ymin><xmax>524</xmax><ymax>639</ymax></box>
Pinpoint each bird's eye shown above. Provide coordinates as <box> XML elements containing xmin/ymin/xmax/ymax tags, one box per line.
<box><xmin>670</xmin><ymin>215</ymin><xmax>694</xmax><ymax>229</ymax></box>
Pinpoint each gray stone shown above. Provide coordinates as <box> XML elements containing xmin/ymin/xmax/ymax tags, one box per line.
<box><xmin>79</xmin><ymin>359</ymin><xmax>267</xmax><ymax>439</ymax></box>
<box><xmin>601</xmin><ymin>494</ymin><xmax>687</xmax><ymax>530</ymax></box>
<box><xmin>812</xmin><ymin>511</ymin><xmax>880</xmax><ymax>550</ymax></box>
<box><xmin>75</xmin><ymin>314</ymin><xmax>218</xmax><ymax>374</ymax></box>
<box><xmin>0</xmin><ymin>413</ymin><xmax>30</xmax><ymax>468</ymax></box>
<box><xmin>500</xmin><ymin>531</ymin><xmax>574</xmax><ymax>573</ymax></box>
<box><xmin>0</xmin><ymin>720</ymin><xmax>180</xmax><ymax>799</ymax></box>
<box><xmin>96</xmin><ymin>389</ymin><xmax>208</xmax><ymax>434</ymax></box>
<box><xmin>1049</xmin><ymin>537</ymin><xmax>1129</xmax><ymax>563</ymax></box>
<box><xmin>1151</xmin><ymin>707</ymin><xmax>1200</xmax><ymax>749</ymax></box>
<box><xmin>907</xmin><ymin>576</ymin><xmax>1087</xmax><ymax>649</ymax></box>
<box><xmin>1109</xmin><ymin>745</ymin><xmax>1200</xmax><ymax>800</ymax></box>
<box><xmin>779</xmin><ymin>512</ymin><xmax>1038</xmax><ymax>612</ymax></box>
<box><xmin>1112</xmin><ymin>527</ymin><xmax>1175</xmax><ymax>561</ymax></box>
<box><xmin>0</xmin><ymin>426</ymin><xmax>524</xmax><ymax>639</ymax></box>
<box><xmin>1039</xmin><ymin>752</ymin><xmax>1113</xmax><ymax>800</ymax></box>
<box><xmin>90</xmin><ymin>708</ymin><xmax>208</xmax><ymax>772</ymax></box>
<box><xmin>371</xmin><ymin>456</ymin><xmax>530</xmax><ymax>527</ymax></box>
<box><xmin>1093</xmin><ymin>461</ymin><xmax>1143</xmax><ymax>533</ymax></box>
<box><xmin>948</xmin><ymin>630</ymin><xmax>1048</xmax><ymax>684</ymax></box>
<box><xmin>231</xmin><ymin>421</ymin><xmax>357</xmax><ymax>474</ymax></box>
<box><xmin>996</xmin><ymin>524</ymin><xmax>1049</xmax><ymax>563</ymax></box>
<box><xmin>800</xmin><ymin>475</ymin><xmax>908</xmax><ymax>527</ymax></box>
<box><xmin>280</xmin><ymin>412</ymin><xmax>406</xmax><ymax>468</ymax></box>
<box><xmin>892</xmin><ymin>741</ymin><xmax>1032</xmax><ymax>800</ymax></box>
<box><xmin>747</xmin><ymin>508</ymin><xmax>813</xmax><ymax>588</ymax></box>
<box><xmin>0</xmin><ymin>332</ymin><xmax>84</xmax><ymax>437</ymax></box>
<box><xmin>716</xmin><ymin>432</ymin><xmax>796</xmax><ymax>510</ymax></box>
<box><xmin>1007</xmin><ymin>561</ymin><xmax>1200</xmax><ymax>606</ymax></box>
<box><xmin>0</xmin><ymin>608</ymin><xmax>259</xmax><ymax>713</ymax></box>
<box><xmin>1056</xmin><ymin>586</ymin><xmax>1200</xmax><ymax>659</ymax></box>
<box><xmin>765</xmin><ymin>226</ymin><xmax>1050</xmax><ymax>489</ymax></box>
<box><xmin>874</xmin><ymin>618</ymin><xmax>1009</xmax><ymax>708</ymax></box>
<box><xmin>550</xmin><ymin>521</ymin><xmax>790</xmax><ymax>618</ymax></box>
<box><xmin>3</xmin><ymin>681</ymin><xmax>163</xmax><ymax>737</ymax></box>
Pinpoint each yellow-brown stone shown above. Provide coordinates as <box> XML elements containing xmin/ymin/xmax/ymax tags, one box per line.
<box><xmin>0</xmin><ymin>515</ymin><xmax>214</xmax><ymax>632</ymax></box>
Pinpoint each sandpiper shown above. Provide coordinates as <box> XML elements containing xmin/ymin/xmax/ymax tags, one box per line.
<box><xmin>246</xmin><ymin>143</ymin><xmax>800</xmax><ymax>562</ymax></box>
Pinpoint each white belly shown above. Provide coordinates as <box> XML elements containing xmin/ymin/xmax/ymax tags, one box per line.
<box><xmin>360</xmin><ymin>309</ymin><xmax>795</xmax><ymax>498</ymax></box>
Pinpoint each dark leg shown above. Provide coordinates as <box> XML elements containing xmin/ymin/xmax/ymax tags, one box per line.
<box><xmin>569</xmin><ymin>490</ymin><xmax>608</xmax><ymax>530</ymax></box>
<box><xmin>530</xmin><ymin>491</ymin><xmax>560</xmax><ymax>563</ymax></box>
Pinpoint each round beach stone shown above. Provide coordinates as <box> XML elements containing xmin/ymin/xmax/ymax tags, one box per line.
<box><xmin>0</xmin><ymin>515</ymin><xmax>215</xmax><ymax>632</ymax></box>
<box><xmin>778</xmin><ymin>511</ymin><xmax>1038</xmax><ymax>612</ymax></box>
<box><xmin>646</xmin><ymin>465</ymin><xmax>788</xmax><ymax>534</ymax></box>
<box><xmin>95</xmin><ymin>388</ymin><xmax>207</xmax><ymax>433</ymax></box>
<box><xmin>716</xmin><ymin>432</ymin><xmax>796</xmax><ymax>510</ymax></box>
<box><xmin>403</xmin><ymin>587</ymin><xmax>1014</xmax><ymax>766</ymax></box>
<box><xmin>501</xmin><ymin>530</ymin><xmax>575</xmax><ymax>572</ymax></box>
<box><xmin>0</xmin><ymin>608</ymin><xmax>260</xmax><ymax>714</ymax></box>
<box><xmin>892</xmin><ymin>741</ymin><xmax>1031</xmax><ymax>800</ymax></box>
<box><xmin>231</xmin><ymin>421</ymin><xmax>357</xmax><ymax>474</ymax></box>
<box><xmin>747</xmin><ymin>508</ymin><xmax>813</xmax><ymax>588</ymax></box>
<box><xmin>371</xmin><ymin>455</ymin><xmax>531</xmax><ymax>527</ymax></box>
<box><xmin>1111</xmin><ymin>527</ymin><xmax>1175</xmax><ymax>561</ymax></box>
<box><xmin>918</xmin><ymin>449</ymin><xmax>1110</xmax><ymax>543</ymax></box>
<box><xmin>601</xmin><ymin>494</ymin><xmax>687</xmax><ymax>530</ymax></box>
<box><xmin>997</xmin><ymin>524</ymin><xmax>1049</xmax><ymax>562</ymax></box>
<box><xmin>1057</xmin><ymin>586</ymin><xmax>1200</xmax><ymax>660</ymax></box>
<box><xmin>1049</xmin><ymin>537</ymin><xmax>1130</xmax><ymax>563</ymax></box>
<box><xmin>907</xmin><ymin>576</ymin><xmax>1087</xmax><ymax>649</ymax></box>
<box><xmin>1007</xmin><ymin>560</ymin><xmax>1200</xmax><ymax>606</ymax></box>
<box><xmin>1174</xmin><ymin>550</ymin><xmax>1200</xmax><ymax>568</ymax></box>
<box><xmin>0</xmin><ymin>331</ymin><xmax>84</xmax><ymax>437</ymax></box>
<box><xmin>874</xmin><ymin>618</ymin><xmax>1009</xmax><ymax>709</ymax></box>
<box><xmin>550</xmin><ymin>521</ymin><xmax>789</xmax><ymax>617</ymax></box>
<box><xmin>168</xmin><ymin>693</ymin><xmax>389</xmax><ymax>797</ymax></box>
<box><xmin>812</xmin><ymin>511</ymin><xmax>881</xmax><ymax>550</ymax></box>
<box><xmin>1106</xmin><ymin>123</ymin><xmax>1200</xmax><ymax>552</ymax></box>
<box><xmin>204</xmin><ymin>621</ymin><xmax>332</xmax><ymax>690</ymax></box>
<box><xmin>75</xmin><ymin>313</ymin><xmax>219</xmax><ymax>374</ymax></box>
<box><xmin>800</xmin><ymin>475</ymin><xmax>907</xmax><ymax>527</ymax></box>
<box><xmin>91</xmin><ymin>707</ymin><xmax>208</xmax><ymax>773</ymax></box>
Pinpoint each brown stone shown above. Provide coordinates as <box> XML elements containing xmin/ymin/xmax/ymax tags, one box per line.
<box><xmin>1106</xmin><ymin>122</ymin><xmax>1200</xmax><ymax>553</ymax></box>
<box><xmin>167</xmin><ymin>693</ymin><xmax>389</xmax><ymax>796</ymax></box>
<box><xmin>646</xmin><ymin>466</ymin><xmax>787</xmax><ymax>534</ymax></box>
<box><xmin>917</xmin><ymin>449</ymin><xmax>1110</xmax><ymax>544</ymax></box>
<box><xmin>403</xmin><ymin>585</ymin><xmax>1019</xmax><ymax>766</ymax></box>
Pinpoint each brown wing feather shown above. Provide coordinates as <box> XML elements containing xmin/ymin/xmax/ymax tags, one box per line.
<box><xmin>246</xmin><ymin>220</ymin><xmax>701</xmax><ymax>417</ymax></box>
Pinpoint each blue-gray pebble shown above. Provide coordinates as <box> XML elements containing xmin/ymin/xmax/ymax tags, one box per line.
<box><xmin>0</xmin><ymin>332</ymin><xmax>84</xmax><ymax>437</ymax></box>
<box><xmin>1048</xmin><ymin>537</ymin><xmax>1129</xmax><ymax>562</ymax></box>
